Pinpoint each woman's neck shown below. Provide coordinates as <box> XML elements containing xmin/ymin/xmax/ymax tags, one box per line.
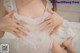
<box><xmin>15</xmin><ymin>0</ymin><xmax>47</xmax><ymax>18</ymax></box>
<box><xmin>15</xmin><ymin>0</ymin><xmax>47</xmax><ymax>10</ymax></box>
<box><xmin>15</xmin><ymin>0</ymin><xmax>33</xmax><ymax>9</ymax></box>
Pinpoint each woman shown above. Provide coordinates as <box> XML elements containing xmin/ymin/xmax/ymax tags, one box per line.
<box><xmin>0</xmin><ymin>0</ymin><xmax>79</xmax><ymax>53</ymax></box>
<box><xmin>0</xmin><ymin>0</ymin><xmax>63</xmax><ymax>38</ymax></box>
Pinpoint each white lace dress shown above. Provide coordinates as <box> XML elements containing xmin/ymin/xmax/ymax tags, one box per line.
<box><xmin>0</xmin><ymin>0</ymin><xmax>80</xmax><ymax>53</ymax></box>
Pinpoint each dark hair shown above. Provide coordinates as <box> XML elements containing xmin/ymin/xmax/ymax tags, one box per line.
<box><xmin>50</xmin><ymin>0</ymin><xmax>57</xmax><ymax>11</ymax></box>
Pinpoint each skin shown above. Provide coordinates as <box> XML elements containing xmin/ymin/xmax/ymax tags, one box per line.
<box><xmin>52</xmin><ymin>37</ymin><xmax>76</xmax><ymax>53</ymax></box>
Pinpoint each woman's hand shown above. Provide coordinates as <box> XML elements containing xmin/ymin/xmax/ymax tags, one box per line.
<box><xmin>61</xmin><ymin>37</ymin><xmax>73</xmax><ymax>48</ymax></box>
<box><xmin>51</xmin><ymin>38</ymin><xmax>67</xmax><ymax>53</ymax></box>
<box><xmin>52</xmin><ymin>37</ymin><xmax>76</xmax><ymax>53</ymax></box>
<box><xmin>0</xmin><ymin>10</ymin><xmax>30</xmax><ymax>38</ymax></box>
<box><xmin>38</xmin><ymin>8</ymin><xmax>63</xmax><ymax>35</ymax></box>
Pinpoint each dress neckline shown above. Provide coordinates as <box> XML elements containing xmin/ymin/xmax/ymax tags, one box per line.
<box><xmin>11</xmin><ymin>0</ymin><xmax>48</xmax><ymax>20</ymax></box>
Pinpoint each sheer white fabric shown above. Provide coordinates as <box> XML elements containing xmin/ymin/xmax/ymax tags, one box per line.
<box><xmin>0</xmin><ymin>0</ymin><xmax>80</xmax><ymax>53</ymax></box>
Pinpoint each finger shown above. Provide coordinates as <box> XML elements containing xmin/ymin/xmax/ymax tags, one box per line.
<box><xmin>6</xmin><ymin>9</ymin><xmax>16</xmax><ymax>17</ymax></box>
<box><xmin>16</xmin><ymin>26</ymin><xmax>27</xmax><ymax>36</ymax></box>
<box><xmin>10</xmin><ymin>31</ymin><xmax>21</xmax><ymax>38</ymax></box>
<box><xmin>13</xmin><ymin>18</ymin><xmax>27</xmax><ymax>25</ymax></box>
<box><xmin>17</xmin><ymin>20</ymin><xmax>27</xmax><ymax>25</ymax></box>
<box><xmin>17</xmin><ymin>24</ymin><xmax>30</xmax><ymax>32</ymax></box>
<box><xmin>38</xmin><ymin>15</ymin><xmax>52</xmax><ymax>25</ymax></box>
<box><xmin>49</xmin><ymin>25</ymin><xmax>59</xmax><ymax>35</ymax></box>
<box><xmin>39</xmin><ymin>19</ymin><xmax>51</xmax><ymax>27</ymax></box>
<box><xmin>39</xmin><ymin>18</ymin><xmax>53</xmax><ymax>31</ymax></box>
<box><xmin>13</xmin><ymin>23</ymin><xmax>30</xmax><ymax>32</ymax></box>
<box><xmin>17</xmin><ymin>25</ymin><xmax>30</xmax><ymax>32</ymax></box>
<box><xmin>39</xmin><ymin>16</ymin><xmax>53</xmax><ymax>26</ymax></box>
<box><xmin>44</xmin><ymin>22</ymin><xmax>53</xmax><ymax>30</ymax></box>
<box><xmin>49</xmin><ymin>26</ymin><xmax>59</xmax><ymax>35</ymax></box>
<box><xmin>41</xmin><ymin>19</ymin><xmax>53</xmax><ymax>31</ymax></box>
<box><xmin>13</xmin><ymin>17</ymin><xmax>27</xmax><ymax>25</ymax></box>
<box><xmin>13</xmin><ymin>28</ymin><xmax>25</xmax><ymax>36</ymax></box>
<box><xmin>49</xmin><ymin>23</ymin><xmax>56</xmax><ymax>35</ymax></box>
<box><xmin>44</xmin><ymin>15</ymin><xmax>52</xmax><ymax>21</ymax></box>
<box><xmin>47</xmin><ymin>8</ymin><xmax>54</xmax><ymax>14</ymax></box>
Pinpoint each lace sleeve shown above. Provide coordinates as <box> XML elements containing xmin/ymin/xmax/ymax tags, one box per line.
<box><xmin>3</xmin><ymin>0</ymin><xmax>12</xmax><ymax>12</ymax></box>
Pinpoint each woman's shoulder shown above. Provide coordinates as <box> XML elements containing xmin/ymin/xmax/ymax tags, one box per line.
<box><xmin>0</xmin><ymin>0</ymin><xmax>7</xmax><ymax>18</ymax></box>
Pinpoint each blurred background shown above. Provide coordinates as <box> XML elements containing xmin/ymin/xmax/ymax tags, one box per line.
<box><xmin>57</xmin><ymin>3</ymin><xmax>80</xmax><ymax>22</ymax></box>
<box><xmin>48</xmin><ymin>0</ymin><xmax>80</xmax><ymax>22</ymax></box>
